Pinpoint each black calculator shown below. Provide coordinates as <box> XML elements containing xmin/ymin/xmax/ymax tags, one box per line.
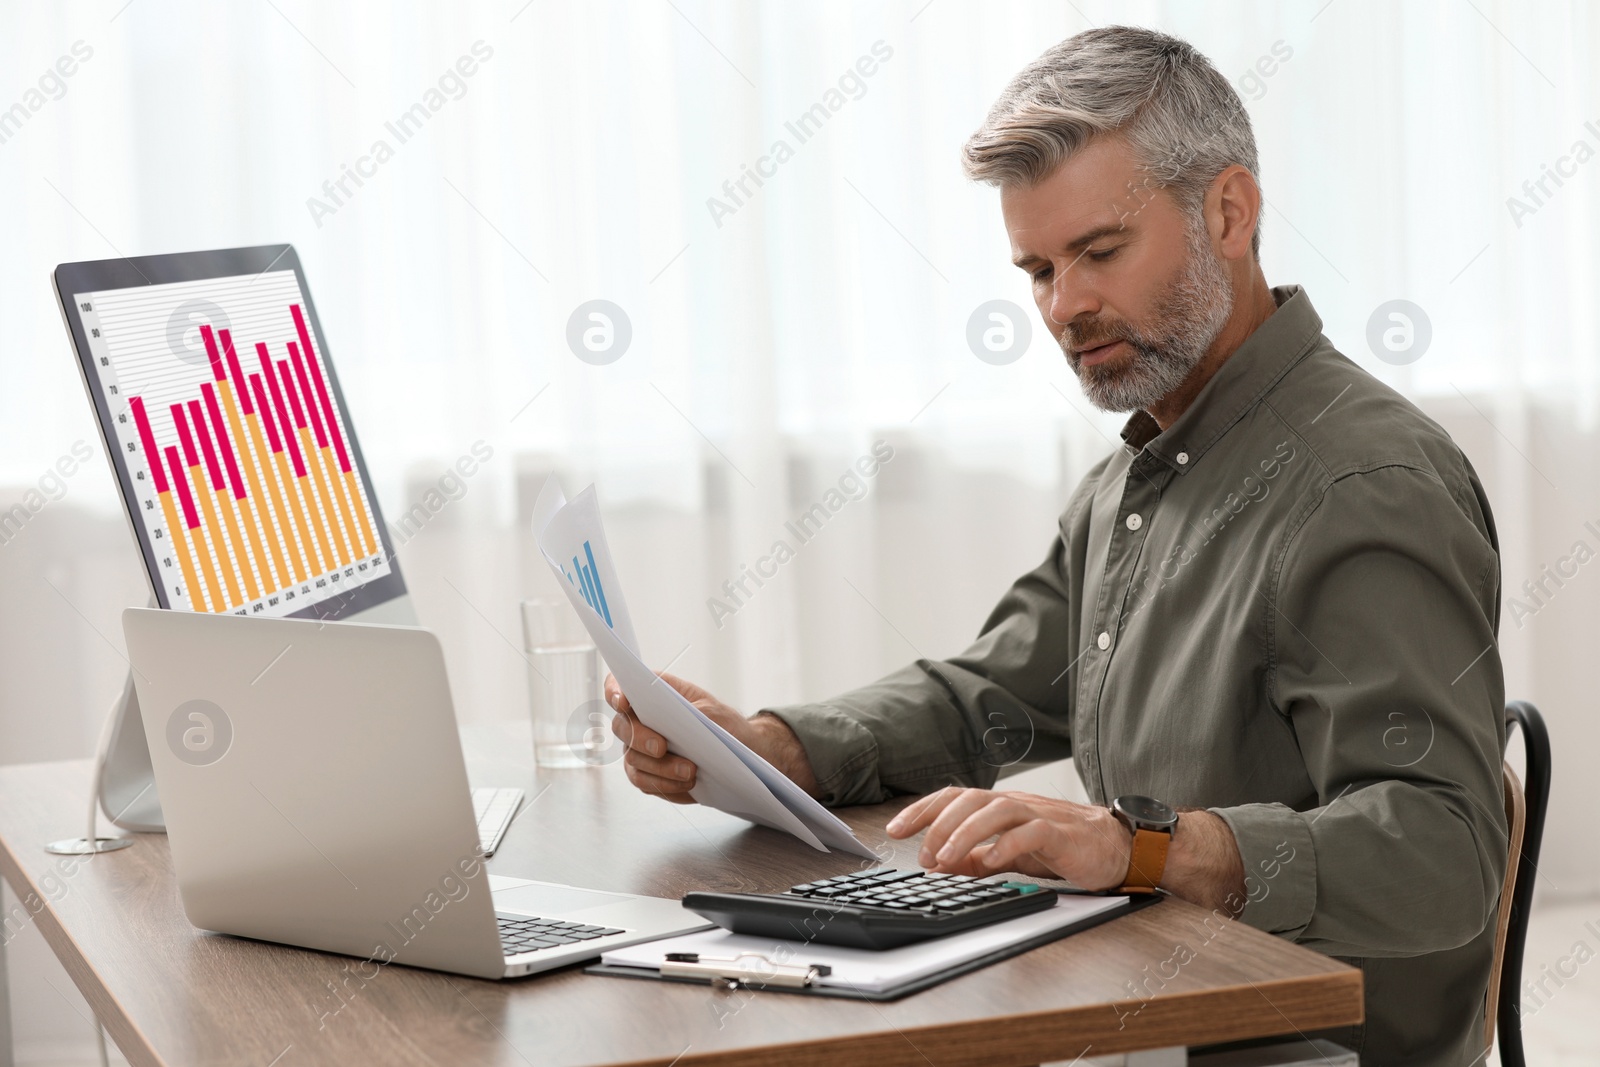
<box><xmin>681</xmin><ymin>868</ymin><xmax>1059</xmax><ymax>950</ymax></box>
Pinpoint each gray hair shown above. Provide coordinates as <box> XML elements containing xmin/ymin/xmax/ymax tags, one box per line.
<box><xmin>963</xmin><ymin>26</ymin><xmax>1261</xmax><ymax>258</ymax></box>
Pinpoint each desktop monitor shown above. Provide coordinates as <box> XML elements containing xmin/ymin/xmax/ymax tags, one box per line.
<box><xmin>54</xmin><ymin>244</ymin><xmax>413</xmax><ymax>625</ymax></box>
<box><xmin>52</xmin><ymin>245</ymin><xmax>415</xmax><ymax>833</ymax></box>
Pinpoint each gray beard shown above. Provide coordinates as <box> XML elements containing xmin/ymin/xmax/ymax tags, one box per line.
<box><xmin>1062</xmin><ymin>223</ymin><xmax>1234</xmax><ymax>414</ymax></box>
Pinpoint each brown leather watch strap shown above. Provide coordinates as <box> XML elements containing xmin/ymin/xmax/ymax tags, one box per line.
<box><xmin>1119</xmin><ymin>826</ymin><xmax>1171</xmax><ymax>894</ymax></box>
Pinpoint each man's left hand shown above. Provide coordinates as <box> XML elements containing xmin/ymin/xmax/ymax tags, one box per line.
<box><xmin>884</xmin><ymin>787</ymin><xmax>1133</xmax><ymax>890</ymax></box>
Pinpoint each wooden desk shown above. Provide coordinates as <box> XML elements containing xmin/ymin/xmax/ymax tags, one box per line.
<box><xmin>0</xmin><ymin>723</ymin><xmax>1360</xmax><ymax>1066</ymax></box>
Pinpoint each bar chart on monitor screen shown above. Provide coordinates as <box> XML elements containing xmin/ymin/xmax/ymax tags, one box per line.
<box><xmin>74</xmin><ymin>271</ymin><xmax>387</xmax><ymax>616</ymax></box>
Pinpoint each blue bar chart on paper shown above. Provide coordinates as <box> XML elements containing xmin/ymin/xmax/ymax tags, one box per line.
<box><xmin>564</xmin><ymin>541</ymin><xmax>612</xmax><ymax>627</ymax></box>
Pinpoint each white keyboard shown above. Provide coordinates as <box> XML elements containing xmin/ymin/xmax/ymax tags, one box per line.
<box><xmin>472</xmin><ymin>786</ymin><xmax>524</xmax><ymax>856</ymax></box>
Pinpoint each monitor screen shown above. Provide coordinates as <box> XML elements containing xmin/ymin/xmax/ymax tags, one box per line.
<box><xmin>56</xmin><ymin>245</ymin><xmax>406</xmax><ymax>621</ymax></box>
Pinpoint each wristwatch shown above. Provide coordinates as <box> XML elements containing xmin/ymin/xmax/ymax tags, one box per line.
<box><xmin>1111</xmin><ymin>794</ymin><xmax>1178</xmax><ymax>894</ymax></box>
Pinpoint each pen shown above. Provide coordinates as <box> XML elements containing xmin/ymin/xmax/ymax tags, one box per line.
<box><xmin>661</xmin><ymin>951</ymin><xmax>833</xmax><ymax>989</ymax></box>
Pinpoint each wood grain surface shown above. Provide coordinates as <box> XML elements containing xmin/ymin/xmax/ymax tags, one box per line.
<box><xmin>0</xmin><ymin>721</ymin><xmax>1360</xmax><ymax>1066</ymax></box>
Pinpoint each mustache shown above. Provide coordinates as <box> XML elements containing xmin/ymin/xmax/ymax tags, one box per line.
<box><xmin>1062</xmin><ymin>322</ymin><xmax>1138</xmax><ymax>355</ymax></box>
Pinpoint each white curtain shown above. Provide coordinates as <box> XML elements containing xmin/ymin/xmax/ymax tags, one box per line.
<box><xmin>3</xmin><ymin>0</ymin><xmax>1598</xmax><ymax>901</ymax></box>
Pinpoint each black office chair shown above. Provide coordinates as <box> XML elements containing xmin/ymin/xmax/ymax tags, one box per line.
<box><xmin>1488</xmin><ymin>700</ymin><xmax>1550</xmax><ymax>1067</ymax></box>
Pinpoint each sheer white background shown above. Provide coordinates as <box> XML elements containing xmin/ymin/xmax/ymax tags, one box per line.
<box><xmin>1</xmin><ymin>0</ymin><xmax>1597</xmax><ymax>1061</ymax></box>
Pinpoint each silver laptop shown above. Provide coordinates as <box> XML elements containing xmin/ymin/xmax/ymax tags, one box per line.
<box><xmin>122</xmin><ymin>606</ymin><xmax>712</xmax><ymax>979</ymax></box>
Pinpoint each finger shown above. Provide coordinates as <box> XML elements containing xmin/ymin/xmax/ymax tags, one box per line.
<box><xmin>624</xmin><ymin>746</ymin><xmax>698</xmax><ymax>783</ymax></box>
<box><xmin>604</xmin><ymin>674</ymin><xmax>631</xmax><ymax>714</ymax></box>
<box><xmin>651</xmin><ymin>670</ymin><xmax>714</xmax><ymax>705</ymax></box>
<box><xmin>914</xmin><ymin>841</ymin><xmax>995</xmax><ymax>878</ymax></box>
<box><xmin>925</xmin><ymin>841</ymin><xmax>1052</xmax><ymax>878</ymax></box>
<box><xmin>625</xmin><ymin>766</ymin><xmax>694</xmax><ymax>797</ymax></box>
<box><xmin>968</xmin><ymin>840</ymin><xmax>1055</xmax><ymax>879</ymax></box>
<box><xmin>624</xmin><ymin>757</ymin><xmax>698</xmax><ymax>799</ymax></box>
<box><xmin>885</xmin><ymin>786</ymin><xmax>963</xmax><ymax>839</ymax></box>
<box><xmin>917</xmin><ymin>789</ymin><xmax>999</xmax><ymax>866</ymax></box>
<box><xmin>932</xmin><ymin>799</ymin><xmax>1039</xmax><ymax>869</ymax></box>
<box><xmin>610</xmin><ymin>708</ymin><xmax>668</xmax><ymax>758</ymax></box>
<box><xmin>628</xmin><ymin>775</ymin><xmax>698</xmax><ymax>804</ymax></box>
<box><xmin>976</xmin><ymin>819</ymin><xmax>1059</xmax><ymax>875</ymax></box>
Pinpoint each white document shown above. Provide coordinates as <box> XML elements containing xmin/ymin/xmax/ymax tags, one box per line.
<box><xmin>601</xmin><ymin>892</ymin><xmax>1129</xmax><ymax>993</ymax></box>
<box><xmin>531</xmin><ymin>479</ymin><xmax>878</xmax><ymax>859</ymax></box>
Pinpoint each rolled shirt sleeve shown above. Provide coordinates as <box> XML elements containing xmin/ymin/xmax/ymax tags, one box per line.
<box><xmin>1213</xmin><ymin>463</ymin><xmax>1508</xmax><ymax>959</ymax></box>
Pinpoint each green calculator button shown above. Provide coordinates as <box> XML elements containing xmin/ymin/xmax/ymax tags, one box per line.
<box><xmin>1001</xmin><ymin>882</ymin><xmax>1043</xmax><ymax>893</ymax></box>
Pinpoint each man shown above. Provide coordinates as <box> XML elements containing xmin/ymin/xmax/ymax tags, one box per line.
<box><xmin>608</xmin><ymin>26</ymin><xmax>1507</xmax><ymax>1065</ymax></box>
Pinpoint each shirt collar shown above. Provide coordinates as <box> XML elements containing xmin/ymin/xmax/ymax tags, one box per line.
<box><xmin>1118</xmin><ymin>285</ymin><xmax>1323</xmax><ymax>473</ymax></box>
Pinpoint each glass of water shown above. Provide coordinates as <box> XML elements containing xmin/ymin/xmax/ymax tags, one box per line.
<box><xmin>520</xmin><ymin>598</ymin><xmax>606</xmax><ymax>769</ymax></box>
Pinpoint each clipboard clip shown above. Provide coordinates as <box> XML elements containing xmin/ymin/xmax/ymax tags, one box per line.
<box><xmin>661</xmin><ymin>952</ymin><xmax>832</xmax><ymax>989</ymax></box>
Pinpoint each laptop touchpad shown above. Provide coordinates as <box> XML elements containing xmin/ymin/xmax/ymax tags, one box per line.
<box><xmin>495</xmin><ymin>882</ymin><xmax>637</xmax><ymax>915</ymax></box>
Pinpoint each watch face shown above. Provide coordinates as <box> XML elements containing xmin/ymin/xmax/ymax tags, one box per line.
<box><xmin>1113</xmin><ymin>794</ymin><xmax>1178</xmax><ymax>831</ymax></box>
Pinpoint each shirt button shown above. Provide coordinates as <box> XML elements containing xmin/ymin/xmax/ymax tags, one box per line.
<box><xmin>1176</xmin><ymin>451</ymin><xmax>1190</xmax><ymax>465</ymax></box>
<box><xmin>1097</xmin><ymin>631</ymin><xmax>1110</xmax><ymax>650</ymax></box>
<box><xmin>1125</xmin><ymin>513</ymin><xmax>1142</xmax><ymax>531</ymax></box>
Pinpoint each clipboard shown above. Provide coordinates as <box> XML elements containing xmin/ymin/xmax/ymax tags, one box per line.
<box><xmin>585</xmin><ymin>890</ymin><xmax>1162</xmax><ymax>1001</ymax></box>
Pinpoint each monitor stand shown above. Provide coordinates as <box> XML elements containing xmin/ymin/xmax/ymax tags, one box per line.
<box><xmin>43</xmin><ymin>668</ymin><xmax>147</xmax><ymax>853</ymax></box>
<box><xmin>97</xmin><ymin>669</ymin><xmax>166</xmax><ymax>832</ymax></box>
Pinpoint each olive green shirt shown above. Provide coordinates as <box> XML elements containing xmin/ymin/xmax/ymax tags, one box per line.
<box><xmin>765</xmin><ymin>286</ymin><xmax>1508</xmax><ymax>1066</ymax></box>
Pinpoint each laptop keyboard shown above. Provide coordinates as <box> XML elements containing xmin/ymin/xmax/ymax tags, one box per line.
<box><xmin>472</xmin><ymin>787</ymin><xmax>524</xmax><ymax>857</ymax></box>
<box><xmin>497</xmin><ymin>914</ymin><xmax>626</xmax><ymax>956</ymax></box>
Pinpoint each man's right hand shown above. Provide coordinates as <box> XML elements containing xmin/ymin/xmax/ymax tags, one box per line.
<box><xmin>605</xmin><ymin>671</ymin><xmax>820</xmax><ymax>803</ymax></box>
